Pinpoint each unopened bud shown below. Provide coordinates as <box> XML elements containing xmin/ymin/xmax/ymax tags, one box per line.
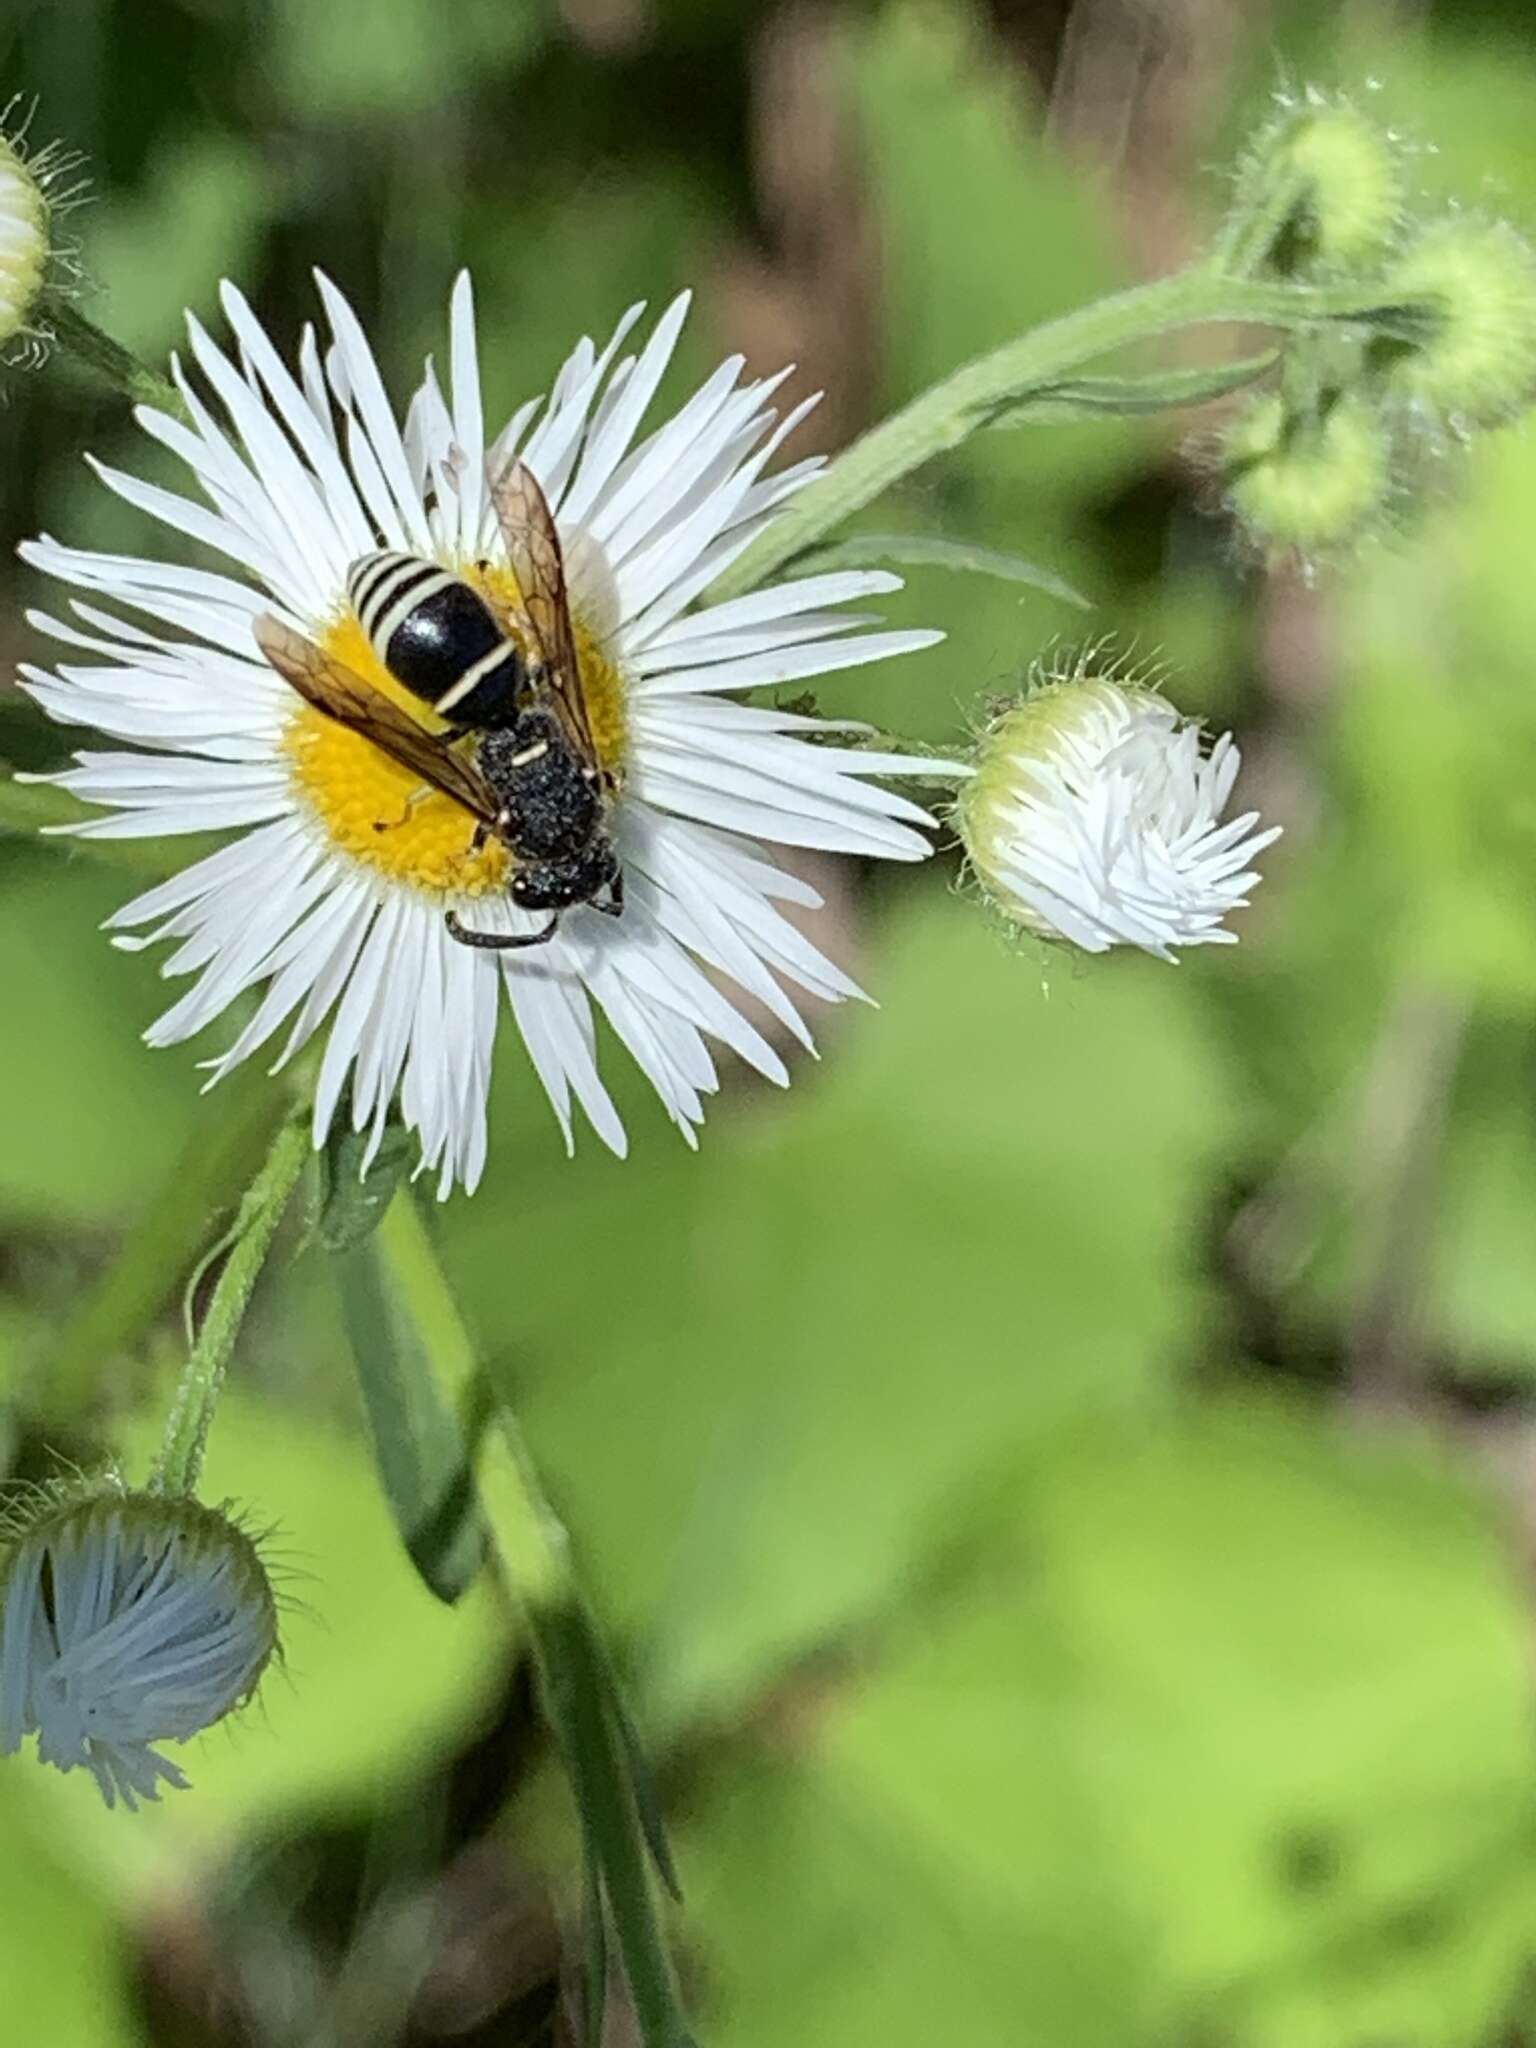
<box><xmin>0</xmin><ymin>102</ymin><xmax>85</xmax><ymax>363</ymax></box>
<box><xmin>1221</xmin><ymin>390</ymin><xmax>1394</xmax><ymax>559</ymax></box>
<box><xmin>0</xmin><ymin>134</ymin><xmax>48</xmax><ymax>352</ymax></box>
<box><xmin>1229</xmin><ymin>92</ymin><xmax>1405</xmax><ymax>278</ymax></box>
<box><xmin>1380</xmin><ymin>215</ymin><xmax>1536</xmax><ymax>427</ymax></box>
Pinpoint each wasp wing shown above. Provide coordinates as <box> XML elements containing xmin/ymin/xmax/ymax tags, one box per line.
<box><xmin>485</xmin><ymin>459</ymin><xmax>603</xmax><ymax>777</ymax></box>
<box><xmin>254</xmin><ymin>612</ymin><xmax>505</xmax><ymax>828</ymax></box>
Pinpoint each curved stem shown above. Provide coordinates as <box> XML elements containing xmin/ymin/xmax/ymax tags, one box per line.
<box><xmin>148</xmin><ymin>1109</ymin><xmax>310</xmax><ymax>1497</ymax></box>
<box><xmin>716</xmin><ymin>267</ymin><xmax>1428</xmax><ymax>598</ymax></box>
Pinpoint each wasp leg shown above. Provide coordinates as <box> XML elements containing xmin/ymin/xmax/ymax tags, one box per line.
<box><xmin>372</xmin><ymin>784</ymin><xmax>433</xmax><ymax>833</ymax></box>
<box><xmin>595</xmin><ymin>875</ymin><xmax>625</xmax><ymax>918</ymax></box>
<box><xmin>444</xmin><ymin>910</ymin><xmax>559</xmax><ymax>951</ymax></box>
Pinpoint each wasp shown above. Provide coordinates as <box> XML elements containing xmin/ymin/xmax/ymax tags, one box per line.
<box><xmin>255</xmin><ymin>461</ymin><xmax>622</xmax><ymax>951</ymax></box>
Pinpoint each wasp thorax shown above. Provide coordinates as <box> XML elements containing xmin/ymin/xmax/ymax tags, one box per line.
<box><xmin>479</xmin><ymin>712</ymin><xmax>601</xmax><ymax>862</ymax></box>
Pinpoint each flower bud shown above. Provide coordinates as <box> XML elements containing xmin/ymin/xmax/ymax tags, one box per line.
<box><xmin>0</xmin><ymin>1481</ymin><xmax>277</xmax><ymax>1808</ymax></box>
<box><xmin>1221</xmin><ymin>390</ymin><xmax>1394</xmax><ymax>560</ymax></box>
<box><xmin>1379</xmin><ymin>216</ymin><xmax>1536</xmax><ymax>426</ymax></box>
<box><xmin>1229</xmin><ymin>92</ymin><xmax>1405</xmax><ymax>278</ymax></box>
<box><xmin>958</xmin><ymin>670</ymin><xmax>1281</xmax><ymax>962</ymax></box>
<box><xmin>0</xmin><ymin>129</ymin><xmax>49</xmax><ymax>352</ymax></box>
<box><xmin>0</xmin><ymin>103</ymin><xmax>85</xmax><ymax>363</ymax></box>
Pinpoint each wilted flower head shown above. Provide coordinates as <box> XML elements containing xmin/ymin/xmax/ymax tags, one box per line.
<box><xmin>0</xmin><ymin>1482</ymin><xmax>277</xmax><ymax>1809</ymax></box>
<box><xmin>958</xmin><ymin>663</ymin><xmax>1281</xmax><ymax>962</ymax></box>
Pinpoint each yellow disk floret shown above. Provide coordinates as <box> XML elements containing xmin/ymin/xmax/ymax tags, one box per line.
<box><xmin>285</xmin><ymin>612</ymin><xmax>510</xmax><ymax>896</ymax></box>
<box><xmin>283</xmin><ymin>569</ymin><xmax>629</xmax><ymax>898</ymax></box>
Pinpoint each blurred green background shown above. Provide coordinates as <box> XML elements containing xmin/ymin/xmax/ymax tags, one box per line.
<box><xmin>7</xmin><ymin>0</ymin><xmax>1536</xmax><ymax>2042</ymax></box>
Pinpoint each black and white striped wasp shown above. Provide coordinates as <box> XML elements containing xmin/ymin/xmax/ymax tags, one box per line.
<box><xmin>254</xmin><ymin>461</ymin><xmax>622</xmax><ymax>951</ymax></box>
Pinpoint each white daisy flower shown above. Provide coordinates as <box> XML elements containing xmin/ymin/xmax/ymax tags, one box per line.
<box><xmin>20</xmin><ymin>275</ymin><xmax>946</xmax><ymax>1192</ymax></box>
<box><xmin>958</xmin><ymin>672</ymin><xmax>1281</xmax><ymax>961</ymax></box>
<box><xmin>0</xmin><ymin>1487</ymin><xmax>277</xmax><ymax>1810</ymax></box>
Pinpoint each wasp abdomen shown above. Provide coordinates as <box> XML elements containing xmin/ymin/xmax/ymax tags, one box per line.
<box><xmin>346</xmin><ymin>551</ymin><xmax>525</xmax><ymax>728</ymax></box>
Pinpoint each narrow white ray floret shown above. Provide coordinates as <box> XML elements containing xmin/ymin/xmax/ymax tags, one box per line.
<box><xmin>19</xmin><ymin>274</ymin><xmax>947</xmax><ymax>1192</ymax></box>
<box><xmin>960</xmin><ymin>677</ymin><xmax>1281</xmax><ymax>961</ymax></box>
<box><xmin>0</xmin><ymin>1489</ymin><xmax>277</xmax><ymax>1810</ymax></box>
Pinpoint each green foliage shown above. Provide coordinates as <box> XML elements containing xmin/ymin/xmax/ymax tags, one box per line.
<box><xmin>7</xmin><ymin>0</ymin><xmax>1536</xmax><ymax>2043</ymax></box>
<box><xmin>687</xmin><ymin>1403</ymin><xmax>1536</xmax><ymax>2048</ymax></box>
<box><xmin>451</xmin><ymin>896</ymin><xmax>1241</xmax><ymax>1729</ymax></box>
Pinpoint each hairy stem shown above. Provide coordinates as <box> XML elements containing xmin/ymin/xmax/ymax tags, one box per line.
<box><xmin>148</xmin><ymin>1110</ymin><xmax>310</xmax><ymax>1496</ymax></box>
<box><xmin>717</xmin><ymin>266</ymin><xmax>1429</xmax><ymax>597</ymax></box>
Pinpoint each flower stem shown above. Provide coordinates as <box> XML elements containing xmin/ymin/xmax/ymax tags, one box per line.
<box><xmin>148</xmin><ymin>1109</ymin><xmax>310</xmax><ymax>1498</ymax></box>
<box><xmin>44</xmin><ymin>299</ymin><xmax>180</xmax><ymax>412</ymax></box>
<box><xmin>715</xmin><ymin>266</ymin><xmax>1429</xmax><ymax>598</ymax></box>
<box><xmin>1208</xmin><ymin>167</ymin><xmax>1310</xmax><ymax>281</ymax></box>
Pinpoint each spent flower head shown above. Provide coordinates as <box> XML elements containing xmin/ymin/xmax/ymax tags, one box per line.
<box><xmin>20</xmin><ymin>274</ymin><xmax>950</xmax><ymax>1193</ymax></box>
<box><xmin>0</xmin><ymin>1480</ymin><xmax>278</xmax><ymax>1808</ymax></box>
<box><xmin>957</xmin><ymin>657</ymin><xmax>1281</xmax><ymax>962</ymax></box>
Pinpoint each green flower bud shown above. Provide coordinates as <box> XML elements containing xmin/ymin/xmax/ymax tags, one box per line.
<box><xmin>1229</xmin><ymin>92</ymin><xmax>1406</xmax><ymax>279</ymax></box>
<box><xmin>0</xmin><ymin>133</ymin><xmax>49</xmax><ymax>351</ymax></box>
<box><xmin>1380</xmin><ymin>216</ymin><xmax>1536</xmax><ymax>426</ymax></box>
<box><xmin>1221</xmin><ymin>390</ymin><xmax>1394</xmax><ymax>558</ymax></box>
<box><xmin>0</xmin><ymin>1479</ymin><xmax>278</xmax><ymax>1808</ymax></box>
<box><xmin>0</xmin><ymin>103</ymin><xmax>87</xmax><ymax>365</ymax></box>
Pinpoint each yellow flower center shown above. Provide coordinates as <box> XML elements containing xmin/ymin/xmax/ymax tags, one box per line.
<box><xmin>282</xmin><ymin>560</ymin><xmax>628</xmax><ymax>899</ymax></box>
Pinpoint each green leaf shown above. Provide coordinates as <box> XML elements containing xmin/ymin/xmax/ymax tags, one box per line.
<box><xmin>794</xmin><ymin>531</ymin><xmax>1090</xmax><ymax>607</ymax></box>
<box><xmin>535</xmin><ymin>1600</ymin><xmax>697</xmax><ymax>2048</ymax></box>
<box><xmin>313</xmin><ymin>1114</ymin><xmax>418</xmax><ymax>1254</ymax></box>
<box><xmin>335</xmin><ymin>1211</ymin><xmax>485</xmax><ymax>1604</ymax></box>
<box><xmin>977</xmin><ymin>349</ymin><xmax>1280</xmax><ymax>425</ymax></box>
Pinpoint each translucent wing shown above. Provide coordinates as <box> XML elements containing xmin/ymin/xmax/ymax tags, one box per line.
<box><xmin>254</xmin><ymin>613</ymin><xmax>504</xmax><ymax>828</ymax></box>
<box><xmin>486</xmin><ymin>459</ymin><xmax>602</xmax><ymax>776</ymax></box>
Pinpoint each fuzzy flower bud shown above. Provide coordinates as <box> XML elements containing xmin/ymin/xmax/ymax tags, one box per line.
<box><xmin>0</xmin><ymin>128</ymin><xmax>49</xmax><ymax>350</ymax></box>
<box><xmin>1380</xmin><ymin>216</ymin><xmax>1536</xmax><ymax>426</ymax></box>
<box><xmin>1229</xmin><ymin>91</ymin><xmax>1405</xmax><ymax>278</ymax></box>
<box><xmin>0</xmin><ymin>1482</ymin><xmax>277</xmax><ymax>1808</ymax></box>
<box><xmin>958</xmin><ymin>669</ymin><xmax>1281</xmax><ymax>962</ymax></box>
<box><xmin>1221</xmin><ymin>390</ymin><xmax>1394</xmax><ymax>560</ymax></box>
